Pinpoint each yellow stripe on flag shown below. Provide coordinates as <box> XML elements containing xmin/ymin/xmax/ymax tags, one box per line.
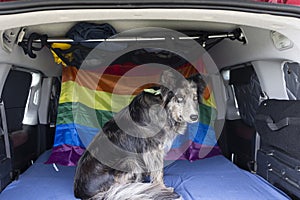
<box><xmin>202</xmin><ymin>93</ymin><xmax>217</xmax><ymax>109</ymax></box>
<box><xmin>59</xmin><ymin>80</ymin><xmax>216</xmax><ymax>112</ymax></box>
<box><xmin>59</xmin><ymin>81</ymin><xmax>135</xmax><ymax>112</ymax></box>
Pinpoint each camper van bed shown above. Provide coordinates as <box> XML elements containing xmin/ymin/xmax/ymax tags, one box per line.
<box><xmin>0</xmin><ymin>150</ymin><xmax>290</xmax><ymax>200</ymax></box>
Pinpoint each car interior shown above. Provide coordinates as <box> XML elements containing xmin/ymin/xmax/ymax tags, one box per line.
<box><xmin>0</xmin><ymin>1</ymin><xmax>299</xmax><ymax>199</ymax></box>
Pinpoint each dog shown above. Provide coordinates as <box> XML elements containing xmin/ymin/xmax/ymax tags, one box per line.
<box><xmin>74</xmin><ymin>70</ymin><xmax>203</xmax><ymax>200</ymax></box>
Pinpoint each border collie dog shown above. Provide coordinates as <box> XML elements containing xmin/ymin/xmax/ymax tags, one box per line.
<box><xmin>74</xmin><ymin>70</ymin><xmax>202</xmax><ymax>200</ymax></box>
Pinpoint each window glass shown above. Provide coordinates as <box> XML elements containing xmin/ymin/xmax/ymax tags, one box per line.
<box><xmin>283</xmin><ymin>62</ymin><xmax>300</xmax><ymax>100</ymax></box>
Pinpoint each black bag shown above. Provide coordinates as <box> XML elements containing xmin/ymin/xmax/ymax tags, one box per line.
<box><xmin>66</xmin><ymin>22</ymin><xmax>116</xmax><ymax>48</ymax></box>
<box><xmin>255</xmin><ymin>99</ymin><xmax>300</xmax><ymax>199</ymax></box>
<box><xmin>52</xmin><ymin>22</ymin><xmax>117</xmax><ymax>68</ymax></box>
<box><xmin>257</xmin><ymin>149</ymin><xmax>300</xmax><ymax>199</ymax></box>
<box><xmin>256</xmin><ymin>99</ymin><xmax>300</xmax><ymax>159</ymax></box>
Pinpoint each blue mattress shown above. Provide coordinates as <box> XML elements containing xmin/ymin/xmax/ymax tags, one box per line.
<box><xmin>0</xmin><ymin>150</ymin><xmax>290</xmax><ymax>200</ymax></box>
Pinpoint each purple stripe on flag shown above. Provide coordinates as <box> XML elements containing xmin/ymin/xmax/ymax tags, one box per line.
<box><xmin>165</xmin><ymin>140</ymin><xmax>221</xmax><ymax>161</ymax></box>
<box><xmin>186</xmin><ymin>143</ymin><xmax>221</xmax><ymax>162</ymax></box>
<box><xmin>45</xmin><ymin>144</ymin><xmax>85</xmax><ymax>166</ymax></box>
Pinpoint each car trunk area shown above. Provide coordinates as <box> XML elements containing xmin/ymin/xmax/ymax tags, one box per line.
<box><xmin>0</xmin><ymin>3</ymin><xmax>300</xmax><ymax>199</ymax></box>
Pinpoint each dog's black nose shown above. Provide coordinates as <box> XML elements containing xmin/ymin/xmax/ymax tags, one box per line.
<box><xmin>190</xmin><ymin>114</ymin><xmax>198</xmax><ymax>121</ymax></box>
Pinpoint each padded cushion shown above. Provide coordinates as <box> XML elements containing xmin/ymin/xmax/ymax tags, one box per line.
<box><xmin>10</xmin><ymin>130</ymin><xmax>28</xmax><ymax>148</ymax></box>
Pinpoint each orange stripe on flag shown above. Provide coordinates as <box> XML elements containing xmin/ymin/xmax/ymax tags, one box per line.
<box><xmin>62</xmin><ymin>65</ymin><xmax>202</xmax><ymax>95</ymax></box>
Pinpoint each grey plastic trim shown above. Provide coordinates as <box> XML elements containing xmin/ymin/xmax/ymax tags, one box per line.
<box><xmin>252</xmin><ymin>60</ymin><xmax>289</xmax><ymax>100</ymax></box>
<box><xmin>38</xmin><ymin>77</ymin><xmax>52</xmax><ymax>125</ymax></box>
<box><xmin>0</xmin><ymin>64</ymin><xmax>11</xmax><ymax>95</ymax></box>
<box><xmin>0</xmin><ymin>100</ymin><xmax>10</xmax><ymax>158</ymax></box>
<box><xmin>22</xmin><ymin>71</ymin><xmax>42</xmax><ymax>125</ymax></box>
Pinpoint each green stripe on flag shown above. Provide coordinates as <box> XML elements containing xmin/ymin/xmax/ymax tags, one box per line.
<box><xmin>199</xmin><ymin>103</ymin><xmax>217</xmax><ymax>126</ymax></box>
<box><xmin>56</xmin><ymin>102</ymin><xmax>114</xmax><ymax>128</ymax></box>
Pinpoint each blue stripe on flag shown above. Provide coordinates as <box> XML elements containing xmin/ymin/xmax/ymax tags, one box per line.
<box><xmin>54</xmin><ymin>123</ymin><xmax>100</xmax><ymax>147</ymax></box>
<box><xmin>171</xmin><ymin>122</ymin><xmax>217</xmax><ymax>148</ymax></box>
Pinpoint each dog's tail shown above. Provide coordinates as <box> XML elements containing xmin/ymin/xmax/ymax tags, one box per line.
<box><xmin>90</xmin><ymin>183</ymin><xmax>181</xmax><ymax>200</ymax></box>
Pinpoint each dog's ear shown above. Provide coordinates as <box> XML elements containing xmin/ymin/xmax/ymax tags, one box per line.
<box><xmin>189</xmin><ymin>74</ymin><xmax>207</xmax><ymax>95</ymax></box>
<box><xmin>143</xmin><ymin>92</ymin><xmax>163</xmax><ymax>105</ymax></box>
<box><xmin>160</xmin><ymin>70</ymin><xmax>178</xmax><ymax>91</ymax></box>
<box><xmin>188</xmin><ymin>74</ymin><xmax>207</xmax><ymax>104</ymax></box>
<box><xmin>129</xmin><ymin>92</ymin><xmax>163</xmax><ymax>126</ymax></box>
<box><xmin>129</xmin><ymin>95</ymin><xmax>151</xmax><ymax>126</ymax></box>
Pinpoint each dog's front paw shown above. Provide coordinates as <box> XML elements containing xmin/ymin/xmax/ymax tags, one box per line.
<box><xmin>159</xmin><ymin>183</ymin><xmax>176</xmax><ymax>193</ymax></box>
<box><xmin>165</xmin><ymin>186</ymin><xmax>174</xmax><ymax>193</ymax></box>
<box><xmin>161</xmin><ymin>186</ymin><xmax>182</xmax><ymax>200</ymax></box>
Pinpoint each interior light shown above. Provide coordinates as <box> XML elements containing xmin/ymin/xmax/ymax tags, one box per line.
<box><xmin>270</xmin><ymin>31</ymin><xmax>293</xmax><ymax>51</ymax></box>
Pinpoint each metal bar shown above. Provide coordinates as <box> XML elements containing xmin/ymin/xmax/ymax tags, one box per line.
<box><xmin>21</xmin><ymin>33</ymin><xmax>238</xmax><ymax>44</ymax></box>
<box><xmin>208</xmin><ymin>33</ymin><xmax>235</xmax><ymax>39</ymax></box>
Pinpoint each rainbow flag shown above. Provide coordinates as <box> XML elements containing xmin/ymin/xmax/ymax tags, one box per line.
<box><xmin>46</xmin><ymin>62</ymin><xmax>221</xmax><ymax>166</ymax></box>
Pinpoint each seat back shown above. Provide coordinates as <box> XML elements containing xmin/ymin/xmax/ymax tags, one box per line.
<box><xmin>1</xmin><ymin>69</ymin><xmax>37</xmax><ymax>175</ymax></box>
<box><xmin>255</xmin><ymin>99</ymin><xmax>300</xmax><ymax>199</ymax></box>
<box><xmin>221</xmin><ymin>64</ymin><xmax>262</xmax><ymax>170</ymax></box>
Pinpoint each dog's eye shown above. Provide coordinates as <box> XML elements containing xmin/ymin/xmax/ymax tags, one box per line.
<box><xmin>177</xmin><ymin>97</ymin><xmax>184</xmax><ymax>103</ymax></box>
<box><xmin>193</xmin><ymin>95</ymin><xmax>198</xmax><ymax>101</ymax></box>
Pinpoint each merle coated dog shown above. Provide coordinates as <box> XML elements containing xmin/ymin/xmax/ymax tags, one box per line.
<box><xmin>74</xmin><ymin>70</ymin><xmax>204</xmax><ymax>200</ymax></box>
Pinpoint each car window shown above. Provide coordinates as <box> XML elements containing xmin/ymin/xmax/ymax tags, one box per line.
<box><xmin>283</xmin><ymin>62</ymin><xmax>300</xmax><ymax>100</ymax></box>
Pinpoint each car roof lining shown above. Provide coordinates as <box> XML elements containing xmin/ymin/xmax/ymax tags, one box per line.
<box><xmin>0</xmin><ymin>8</ymin><xmax>298</xmax><ymax>76</ymax></box>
